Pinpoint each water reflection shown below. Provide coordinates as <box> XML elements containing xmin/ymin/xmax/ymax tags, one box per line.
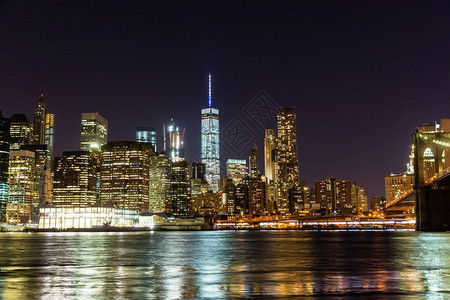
<box><xmin>0</xmin><ymin>231</ymin><xmax>448</xmax><ymax>298</ymax></box>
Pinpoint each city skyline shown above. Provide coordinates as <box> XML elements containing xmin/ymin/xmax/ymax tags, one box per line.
<box><xmin>1</xmin><ymin>1</ymin><xmax>450</xmax><ymax>199</ymax></box>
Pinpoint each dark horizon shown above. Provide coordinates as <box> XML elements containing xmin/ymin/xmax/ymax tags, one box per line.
<box><xmin>1</xmin><ymin>1</ymin><xmax>450</xmax><ymax>198</ymax></box>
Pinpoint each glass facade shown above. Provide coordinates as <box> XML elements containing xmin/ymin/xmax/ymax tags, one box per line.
<box><xmin>201</xmin><ymin>74</ymin><xmax>220</xmax><ymax>192</ymax></box>
<box><xmin>136</xmin><ymin>126</ymin><xmax>157</xmax><ymax>152</ymax></box>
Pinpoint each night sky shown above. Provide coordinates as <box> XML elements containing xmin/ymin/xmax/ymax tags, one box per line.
<box><xmin>1</xmin><ymin>1</ymin><xmax>450</xmax><ymax>198</ymax></box>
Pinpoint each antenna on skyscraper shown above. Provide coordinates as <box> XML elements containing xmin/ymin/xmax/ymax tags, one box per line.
<box><xmin>163</xmin><ymin>123</ymin><xmax>166</xmax><ymax>152</ymax></box>
<box><xmin>208</xmin><ymin>73</ymin><xmax>212</xmax><ymax>107</ymax></box>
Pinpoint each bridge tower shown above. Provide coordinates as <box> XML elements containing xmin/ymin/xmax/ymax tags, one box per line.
<box><xmin>414</xmin><ymin>120</ymin><xmax>450</xmax><ymax>231</ymax></box>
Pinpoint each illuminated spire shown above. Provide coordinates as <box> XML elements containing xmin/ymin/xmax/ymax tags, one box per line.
<box><xmin>208</xmin><ymin>73</ymin><xmax>212</xmax><ymax>107</ymax></box>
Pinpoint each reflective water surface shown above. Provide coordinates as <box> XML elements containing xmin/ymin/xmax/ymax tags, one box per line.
<box><xmin>0</xmin><ymin>231</ymin><xmax>449</xmax><ymax>299</ymax></box>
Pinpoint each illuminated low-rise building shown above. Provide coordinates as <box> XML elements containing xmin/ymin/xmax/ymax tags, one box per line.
<box><xmin>38</xmin><ymin>206</ymin><xmax>138</xmax><ymax>229</ymax></box>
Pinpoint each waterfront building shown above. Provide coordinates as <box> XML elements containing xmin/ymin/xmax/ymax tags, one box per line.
<box><xmin>315</xmin><ymin>177</ymin><xmax>352</xmax><ymax>214</ymax></box>
<box><xmin>0</xmin><ymin>112</ymin><xmax>10</xmax><ymax>221</ymax></box>
<box><xmin>275</xmin><ymin>107</ymin><xmax>299</xmax><ymax>212</ymax></box>
<box><xmin>169</xmin><ymin>160</ymin><xmax>191</xmax><ymax>216</ymax></box>
<box><xmin>38</xmin><ymin>206</ymin><xmax>138</xmax><ymax>229</ymax></box>
<box><xmin>9</xmin><ymin>114</ymin><xmax>33</xmax><ymax>150</ymax></box>
<box><xmin>384</xmin><ymin>173</ymin><xmax>415</xmax><ymax>204</ymax></box>
<box><xmin>149</xmin><ymin>152</ymin><xmax>172</xmax><ymax>213</ymax></box>
<box><xmin>32</xmin><ymin>94</ymin><xmax>54</xmax><ymax>159</ymax></box>
<box><xmin>136</xmin><ymin>126</ymin><xmax>157</xmax><ymax>152</ymax></box>
<box><xmin>226</xmin><ymin>159</ymin><xmax>247</xmax><ymax>185</ymax></box>
<box><xmin>7</xmin><ymin>150</ymin><xmax>35</xmax><ymax>223</ymax></box>
<box><xmin>201</xmin><ymin>73</ymin><xmax>220</xmax><ymax>192</ymax></box>
<box><xmin>249</xmin><ymin>144</ymin><xmax>260</xmax><ymax>179</ymax></box>
<box><xmin>80</xmin><ymin>113</ymin><xmax>108</xmax><ymax>153</ymax></box>
<box><xmin>100</xmin><ymin>141</ymin><xmax>150</xmax><ymax>212</ymax></box>
<box><xmin>351</xmin><ymin>183</ymin><xmax>368</xmax><ymax>213</ymax></box>
<box><xmin>53</xmin><ymin>151</ymin><xmax>97</xmax><ymax>207</ymax></box>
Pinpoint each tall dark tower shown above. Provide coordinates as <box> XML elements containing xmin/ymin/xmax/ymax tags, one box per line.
<box><xmin>249</xmin><ymin>144</ymin><xmax>259</xmax><ymax>179</ymax></box>
<box><xmin>0</xmin><ymin>110</ymin><xmax>10</xmax><ymax>221</ymax></box>
<box><xmin>276</xmin><ymin>107</ymin><xmax>299</xmax><ymax>213</ymax></box>
<box><xmin>33</xmin><ymin>94</ymin><xmax>47</xmax><ymax>145</ymax></box>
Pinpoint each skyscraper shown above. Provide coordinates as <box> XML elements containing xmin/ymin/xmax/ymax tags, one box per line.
<box><xmin>0</xmin><ymin>111</ymin><xmax>10</xmax><ymax>221</ymax></box>
<box><xmin>201</xmin><ymin>73</ymin><xmax>220</xmax><ymax>192</ymax></box>
<box><xmin>100</xmin><ymin>142</ymin><xmax>150</xmax><ymax>212</ymax></box>
<box><xmin>226</xmin><ymin>159</ymin><xmax>247</xmax><ymax>185</ymax></box>
<box><xmin>32</xmin><ymin>94</ymin><xmax>54</xmax><ymax>159</ymax></box>
<box><xmin>7</xmin><ymin>150</ymin><xmax>35</xmax><ymax>223</ymax></box>
<box><xmin>264</xmin><ymin>129</ymin><xmax>276</xmax><ymax>183</ymax></box>
<box><xmin>81</xmin><ymin>113</ymin><xmax>108</xmax><ymax>153</ymax></box>
<box><xmin>315</xmin><ymin>177</ymin><xmax>352</xmax><ymax>214</ymax></box>
<box><xmin>149</xmin><ymin>152</ymin><xmax>172</xmax><ymax>213</ymax></box>
<box><xmin>53</xmin><ymin>151</ymin><xmax>97</xmax><ymax>207</ymax></box>
<box><xmin>9</xmin><ymin>114</ymin><xmax>33</xmax><ymax>150</ymax></box>
<box><xmin>191</xmin><ymin>162</ymin><xmax>206</xmax><ymax>180</ymax></box>
<box><xmin>249</xmin><ymin>144</ymin><xmax>260</xmax><ymax>179</ymax></box>
<box><xmin>136</xmin><ymin>126</ymin><xmax>157</xmax><ymax>152</ymax></box>
<box><xmin>32</xmin><ymin>94</ymin><xmax>47</xmax><ymax>145</ymax></box>
<box><xmin>276</xmin><ymin>107</ymin><xmax>299</xmax><ymax>213</ymax></box>
<box><xmin>166</xmin><ymin>119</ymin><xmax>185</xmax><ymax>162</ymax></box>
<box><xmin>169</xmin><ymin>160</ymin><xmax>191</xmax><ymax>216</ymax></box>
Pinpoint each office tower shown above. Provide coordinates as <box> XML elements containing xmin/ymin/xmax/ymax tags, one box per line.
<box><xmin>53</xmin><ymin>151</ymin><xmax>97</xmax><ymax>207</ymax></box>
<box><xmin>351</xmin><ymin>183</ymin><xmax>368</xmax><ymax>213</ymax></box>
<box><xmin>249</xmin><ymin>144</ymin><xmax>260</xmax><ymax>179</ymax></box>
<box><xmin>0</xmin><ymin>111</ymin><xmax>10</xmax><ymax>221</ymax></box>
<box><xmin>169</xmin><ymin>160</ymin><xmax>190</xmax><ymax>215</ymax></box>
<box><xmin>20</xmin><ymin>144</ymin><xmax>52</xmax><ymax>221</ymax></box>
<box><xmin>7</xmin><ymin>150</ymin><xmax>35</xmax><ymax>223</ymax></box>
<box><xmin>249</xmin><ymin>178</ymin><xmax>265</xmax><ymax>215</ymax></box>
<box><xmin>149</xmin><ymin>152</ymin><xmax>172</xmax><ymax>213</ymax></box>
<box><xmin>384</xmin><ymin>173</ymin><xmax>415</xmax><ymax>204</ymax></box>
<box><xmin>191</xmin><ymin>162</ymin><xmax>206</xmax><ymax>180</ymax></box>
<box><xmin>226</xmin><ymin>159</ymin><xmax>247</xmax><ymax>185</ymax></box>
<box><xmin>9</xmin><ymin>114</ymin><xmax>33</xmax><ymax>150</ymax></box>
<box><xmin>223</xmin><ymin>178</ymin><xmax>236</xmax><ymax>214</ymax></box>
<box><xmin>136</xmin><ymin>126</ymin><xmax>157</xmax><ymax>152</ymax></box>
<box><xmin>201</xmin><ymin>73</ymin><xmax>220</xmax><ymax>192</ymax></box>
<box><xmin>166</xmin><ymin>119</ymin><xmax>185</xmax><ymax>162</ymax></box>
<box><xmin>275</xmin><ymin>107</ymin><xmax>299</xmax><ymax>212</ymax></box>
<box><xmin>264</xmin><ymin>129</ymin><xmax>276</xmax><ymax>182</ymax></box>
<box><xmin>370</xmin><ymin>196</ymin><xmax>386</xmax><ymax>211</ymax></box>
<box><xmin>235</xmin><ymin>176</ymin><xmax>250</xmax><ymax>214</ymax></box>
<box><xmin>81</xmin><ymin>113</ymin><xmax>108</xmax><ymax>153</ymax></box>
<box><xmin>288</xmin><ymin>184</ymin><xmax>305</xmax><ymax>213</ymax></box>
<box><xmin>32</xmin><ymin>94</ymin><xmax>54</xmax><ymax>158</ymax></box>
<box><xmin>100</xmin><ymin>142</ymin><xmax>150</xmax><ymax>212</ymax></box>
<box><xmin>44</xmin><ymin>112</ymin><xmax>54</xmax><ymax>158</ymax></box>
<box><xmin>32</xmin><ymin>94</ymin><xmax>47</xmax><ymax>145</ymax></box>
<box><xmin>314</xmin><ymin>177</ymin><xmax>352</xmax><ymax>215</ymax></box>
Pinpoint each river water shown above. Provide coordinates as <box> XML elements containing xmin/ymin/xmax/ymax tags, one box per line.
<box><xmin>0</xmin><ymin>231</ymin><xmax>448</xmax><ymax>299</ymax></box>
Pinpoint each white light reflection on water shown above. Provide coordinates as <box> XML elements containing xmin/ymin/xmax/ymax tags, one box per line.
<box><xmin>0</xmin><ymin>231</ymin><xmax>448</xmax><ymax>299</ymax></box>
